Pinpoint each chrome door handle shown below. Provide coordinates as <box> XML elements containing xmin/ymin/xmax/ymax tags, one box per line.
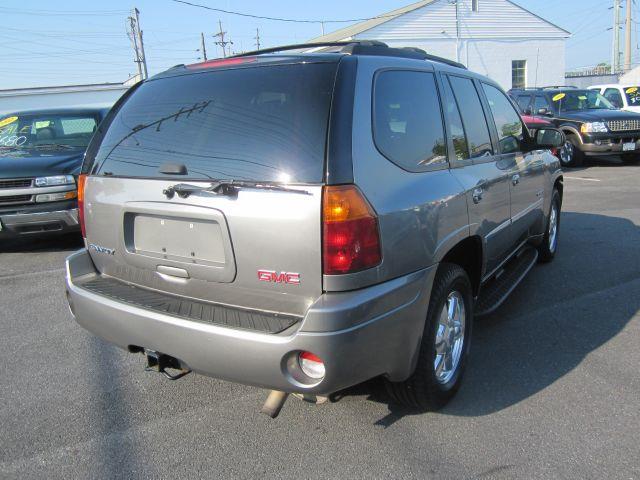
<box><xmin>472</xmin><ymin>187</ymin><xmax>483</xmax><ymax>204</ymax></box>
<box><xmin>512</xmin><ymin>174</ymin><xmax>520</xmax><ymax>186</ymax></box>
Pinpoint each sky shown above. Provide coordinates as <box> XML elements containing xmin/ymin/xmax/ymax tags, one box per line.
<box><xmin>0</xmin><ymin>0</ymin><xmax>634</xmax><ymax>89</ymax></box>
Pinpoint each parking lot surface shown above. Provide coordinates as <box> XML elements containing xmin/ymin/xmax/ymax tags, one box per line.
<box><xmin>1</xmin><ymin>160</ymin><xmax>639</xmax><ymax>479</ymax></box>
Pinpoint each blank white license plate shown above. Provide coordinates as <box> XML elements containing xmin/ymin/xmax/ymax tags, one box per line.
<box><xmin>622</xmin><ymin>142</ymin><xmax>636</xmax><ymax>151</ymax></box>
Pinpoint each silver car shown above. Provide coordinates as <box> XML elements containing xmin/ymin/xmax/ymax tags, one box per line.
<box><xmin>65</xmin><ymin>41</ymin><xmax>564</xmax><ymax>414</ymax></box>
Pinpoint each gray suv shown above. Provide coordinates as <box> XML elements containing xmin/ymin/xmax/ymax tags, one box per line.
<box><xmin>65</xmin><ymin>42</ymin><xmax>564</xmax><ymax>414</ymax></box>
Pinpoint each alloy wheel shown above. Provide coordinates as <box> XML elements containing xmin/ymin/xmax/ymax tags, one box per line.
<box><xmin>434</xmin><ymin>291</ymin><xmax>466</xmax><ymax>384</ymax></box>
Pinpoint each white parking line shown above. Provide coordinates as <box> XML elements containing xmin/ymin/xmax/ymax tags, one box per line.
<box><xmin>564</xmin><ymin>176</ymin><xmax>601</xmax><ymax>182</ymax></box>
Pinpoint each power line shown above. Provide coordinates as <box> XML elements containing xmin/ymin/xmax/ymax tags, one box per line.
<box><xmin>0</xmin><ymin>6</ymin><xmax>128</xmax><ymax>16</ymax></box>
<box><xmin>169</xmin><ymin>0</ymin><xmax>411</xmax><ymax>24</ymax></box>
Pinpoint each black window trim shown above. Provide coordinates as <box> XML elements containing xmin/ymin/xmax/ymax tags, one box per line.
<box><xmin>437</xmin><ymin>72</ymin><xmax>472</xmax><ymax>169</ymax></box>
<box><xmin>371</xmin><ymin>67</ymin><xmax>450</xmax><ymax>174</ymax></box>
<box><xmin>444</xmin><ymin>73</ymin><xmax>496</xmax><ymax>166</ymax></box>
<box><xmin>479</xmin><ymin>80</ymin><xmax>528</xmax><ymax>157</ymax></box>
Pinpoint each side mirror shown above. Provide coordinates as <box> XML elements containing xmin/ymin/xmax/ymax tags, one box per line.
<box><xmin>537</xmin><ymin>107</ymin><xmax>548</xmax><ymax>115</ymax></box>
<box><xmin>535</xmin><ymin>128</ymin><xmax>565</xmax><ymax>148</ymax></box>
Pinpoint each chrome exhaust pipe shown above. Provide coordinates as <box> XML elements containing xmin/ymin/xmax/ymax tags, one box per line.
<box><xmin>261</xmin><ymin>390</ymin><xmax>289</xmax><ymax>418</ymax></box>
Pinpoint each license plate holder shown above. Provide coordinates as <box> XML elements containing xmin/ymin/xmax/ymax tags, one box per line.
<box><xmin>622</xmin><ymin>142</ymin><xmax>636</xmax><ymax>151</ymax></box>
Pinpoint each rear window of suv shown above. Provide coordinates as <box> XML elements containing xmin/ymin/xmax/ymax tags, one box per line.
<box><xmin>94</xmin><ymin>63</ymin><xmax>338</xmax><ymax>183</ymax></box>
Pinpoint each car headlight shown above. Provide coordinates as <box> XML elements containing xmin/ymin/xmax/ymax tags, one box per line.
<box><xmin>34</xmin><ymin>175</ymin><xmax>75</xmax><ymax>187</ymax></box>
<box><xmin>580</xmin><ymin>122</ymin><xmax>608</xmax><ymax>133</ymax></box>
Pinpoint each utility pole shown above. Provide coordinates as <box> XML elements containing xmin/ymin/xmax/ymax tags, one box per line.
<box><xmin>624</xmin><ymin>0</ymin><xmax>632</xmax><ymax>71</ymax></box>
<box><xmin>127</xmin><ymin>8</ymin><xmax>148</xmax><ymax>81</ymax></box>
<box><xmin>213</xmin><ymin>20</ymin><xmax>232</xmax><ymax>58</ymax></box>
<box><xmin>127</xmin><ymin>14</ymin><xmax>142</xmax><ymax>81</ymax></box>
<box><xmin>200</xmin><ymin>32</ymin><xmax>208</xmax><ymax>61</ymax></box>
<box><xmin>255</xmin><ymin>28</ymin><xmax>261</xmax><ymax>50</ymax></box>
<box><xmin>454</xmin><ymin>0</ymin><xmax>460</xmax><ymax>63</ymax></box>
<box><xmin>134</xmin><ymin>8</ymin><xmax>148</xmax><ymax>80</ymax></box>
<box><xmin>612</xmin><ymin>0</ymin><xmax>622</xmax><ymax>73</ymax></box>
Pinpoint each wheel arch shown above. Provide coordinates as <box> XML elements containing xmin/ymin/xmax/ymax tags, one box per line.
<box><xmin>559</xmin><ymin>124</ymin><xmax>582</xmax><ymax>143</ymax></box>
<box><xmin>439</xmin><ymin>236</ymin><xmax>483</xmax><ymax>297</ymax></box>
<box><xmin>553</xmin><ymin>175</ymin><xmax>564</xmax><ymax>206</ymax></box>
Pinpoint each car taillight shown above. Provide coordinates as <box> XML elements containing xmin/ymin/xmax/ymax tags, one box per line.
<box><xmin>77</xmin><ymin>174</ymin><xmax>87</xmax><ymax>238</ymax></box>
<box><xmin>322</xmin><ymin>185</ymin><xmax>382</xmax><ymax>275</ymax></box>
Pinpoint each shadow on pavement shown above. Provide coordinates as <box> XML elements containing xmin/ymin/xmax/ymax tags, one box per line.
<box><xmin>0</xmin><ymin>232</ymin><xmax>83</xmax><ymax>253</ymax></box>
<box><xmin>86</xmin><ymin>336</ymin><xmax>140</xmax><ymax>476</ymax></box>
<box><xmin>336</xmin><ymin>211</ymin><xmax>640</xmax><ymax>423</ymax></box>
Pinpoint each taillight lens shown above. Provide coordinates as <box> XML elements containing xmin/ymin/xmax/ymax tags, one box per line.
<box><xmin>77</xmin><ymin>174</ymin><xmax>87</xmax><ymax>238</ymax></box>
<box><xmin>322</xmin><ymin>185</ymin><xmax>382</xmax><ymax>275</ymax></box>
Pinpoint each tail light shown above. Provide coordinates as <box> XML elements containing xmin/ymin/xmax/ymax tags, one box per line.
<box><xmin>322</xmin><ymin>185</ymin><xmax>382</xmax><ymax>275</ymax></box>
<box><xmin>77</xmin><ymin>174</ymin><xmax>87</xmax><ymax>238</ymax></box>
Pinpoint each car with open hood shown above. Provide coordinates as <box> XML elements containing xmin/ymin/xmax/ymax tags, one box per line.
<box><xmin>0</xmin><ymin>107</ymin><xmax>108</xmax><ymax>238</ymax></box>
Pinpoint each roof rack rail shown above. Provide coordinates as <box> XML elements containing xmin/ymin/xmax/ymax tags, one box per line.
<box><xmin>231</xmin><ymin>41</ymin><xmax>467</xmax><ymax>69</ymax></box>
<box><xmin>541</xmin><ymin>85</ymin><xmax>579</xmax><ymax>90</ymax></box>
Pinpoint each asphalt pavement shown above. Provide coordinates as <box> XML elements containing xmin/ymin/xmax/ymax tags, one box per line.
<box><xmin>1</xmin><ymin>159</ymin><xmax>639</xmax><ymax>479</ymax></box>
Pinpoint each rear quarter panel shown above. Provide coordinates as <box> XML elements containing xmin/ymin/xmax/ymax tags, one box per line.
<box><xmin>324</xmin><ymin>57</ymin><xmax>469</xmax><ymax>292</ymax></box>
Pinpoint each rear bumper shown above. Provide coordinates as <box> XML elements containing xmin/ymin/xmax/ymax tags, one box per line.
<box><xmin>0</xmin><ymin>206</ymin><xmax>79</xmax><ymax>237</ymax></box>
<box><xmin>65</xmin><ymin>249</ymin><xmax>436</xmax><ymax>395</ymax></box>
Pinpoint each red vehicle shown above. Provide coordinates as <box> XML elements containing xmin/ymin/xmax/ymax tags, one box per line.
<box><xmin>521</xmin><ymin>114</ymin><xmax>552</xmax><ymax>130</ymax></box>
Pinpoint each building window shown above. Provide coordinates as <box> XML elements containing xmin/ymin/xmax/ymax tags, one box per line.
<box><xmin>472</xmin><ymin>0</ymin><xmax>479</xmax><ymax>12</ymax></box>
<box><xmin>512</xmin><ymin>60</ymin><xmax>527</xmax><ymax>89</ymax></box>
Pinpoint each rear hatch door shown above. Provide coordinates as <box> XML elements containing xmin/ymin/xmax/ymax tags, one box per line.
<box><xmin>84</xmin><ymin>59</ymin><xmax>338</xmax><ymax>317</ymax></box>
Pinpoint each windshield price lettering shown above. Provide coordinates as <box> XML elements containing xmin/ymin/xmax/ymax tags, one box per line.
<box><xmin>0</xmin><ymin>135</ymin><xmax>27</xmax><ymax>147</ymax></box>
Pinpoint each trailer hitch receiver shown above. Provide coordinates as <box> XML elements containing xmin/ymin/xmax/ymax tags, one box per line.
<box><xmin>144</xmin><ymin>349</ymin><xmax>191</xmax><ymax>380</ymax></box>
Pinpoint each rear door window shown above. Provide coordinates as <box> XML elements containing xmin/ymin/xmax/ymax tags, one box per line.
<box><xmin>95</xmin><ymin>63</ymin><xmax>338</xmax><ymax>183</ymax></box>
<box><xmin>604</xmin><ymin>88</ymin><xmax>624</xmax><ymax>108</ymax></box>
<box><xmin>442</xmin><ymin>77</ymin><xmax>469</xmax><ymax>161</ymax></box>
<box><xmin>373</xmin><ymin>70</ymin><xmax>447</xmax><ymax>171</ymax></box>
<box><xmin>533</xmin><ymin>95</ymin><xmax>551</xmax><ymax>113</ymax></box>
<box><xmin>482</xmin><ymin>83</ymin><xmax>524</xmax><ymax>154</ymax></box>
<box><xmin>516</xmin><ymin>95</ymin><xmax>532</xmax><ymax>112</ymax></box>
<box><xmin>447</xmin><ymin>76</ymin><xmax>493</xmax><ymax>159</ymax></box>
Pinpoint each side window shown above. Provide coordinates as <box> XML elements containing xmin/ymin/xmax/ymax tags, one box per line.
<box><xmin>60</xmin><ymin>117</ymin><xmax>98</xmax><ymax>136</ymax></box>
<box><xmin>373</xmin><ymin>70</ymin><xmax>447</xmax><ymax>170</ymax></box>
<box><xmin>516</xmin><ymin>95</ymin><xmax>531</xmax><ymax>113</ymax></box>
<box><xmin>482</xmin><ymin>83</ymin><xmax>524</xmax><ymax>154</ymax></box>
<box><xmin>448</xmin><ymin>75</ymin><xmax>493</xmax><ymax>159</ymax></box>
<box><xmin>442</xmin><ymin>77</ymin><xmax>469</xmax><ymax>161</ymax></box>
<box><xmin>604</xmin><ymin>88</ymin><xmax>623</xmax><ymax>108</ymax></box>
<box><xmin>533</xmin><ymin>95</ymin><xmax>551</xmax><ymax>113</ymax></box>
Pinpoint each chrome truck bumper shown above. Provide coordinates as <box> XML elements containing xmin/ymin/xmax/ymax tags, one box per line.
<box><xmin>0</xmin><ymin>208</ymin><xmax>79</xmax><ymax>237</ymax></box>
<box><xmin>65</xmin><ymin>248</ymin><xmax>436</xmax><ymax>395</ymax></box>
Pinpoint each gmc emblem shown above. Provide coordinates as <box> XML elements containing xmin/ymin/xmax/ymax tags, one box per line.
<box><xmin>257</xmin><ymin>270</ymin><xmax>301</xmax><ymax>285</ymax></box>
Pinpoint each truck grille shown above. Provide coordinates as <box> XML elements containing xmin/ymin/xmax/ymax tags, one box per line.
<box><xmin>0</xmin><ymin>178</ymin><xmax>33</xmax><ymax>189</ymax></box>
<box><xmin>607</xmin><ymin>120</ymin><xmax>640</xmax><ymax>132</ymax></box>
<box><xmin>0</xmin><ymin>194</ymin><xmax>33</xmax><ymax>205</ymax></box>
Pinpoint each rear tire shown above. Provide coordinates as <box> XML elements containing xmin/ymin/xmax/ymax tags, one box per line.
<box><xmin>559</xmin><ymin>135</ymin><xmax>584</xmax><ymax>168</ymax></box>
<box><xmin>385</xmin><ymin>263</ymin><xmax>473</xmax><ymax>410</ymax></box>
<box><xmin>537</xmin><ymin>189</ymin><xmax>561</xmax><ymax>263</ymax></box>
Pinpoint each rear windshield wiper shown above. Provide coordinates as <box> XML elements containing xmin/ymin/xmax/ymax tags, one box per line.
<box><xmin>163</xmin><ymin>180</ymin><xmax>311</xmax><ymax>199</ymax></box>
<box><xmin>33</xmin><ymin>143</ymin><xmax>76</xmax><ymax>150</ymax></box>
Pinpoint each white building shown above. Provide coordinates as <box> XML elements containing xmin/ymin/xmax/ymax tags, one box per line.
<box><xmin>0</xmin><ymin>80</ymin><xmax>136</xmax><ymax>115</ymax></box>
<box><xmin>309</xmin><ymin>0</ymin><xmax>570</xmax><ymax>90</ymax></box>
